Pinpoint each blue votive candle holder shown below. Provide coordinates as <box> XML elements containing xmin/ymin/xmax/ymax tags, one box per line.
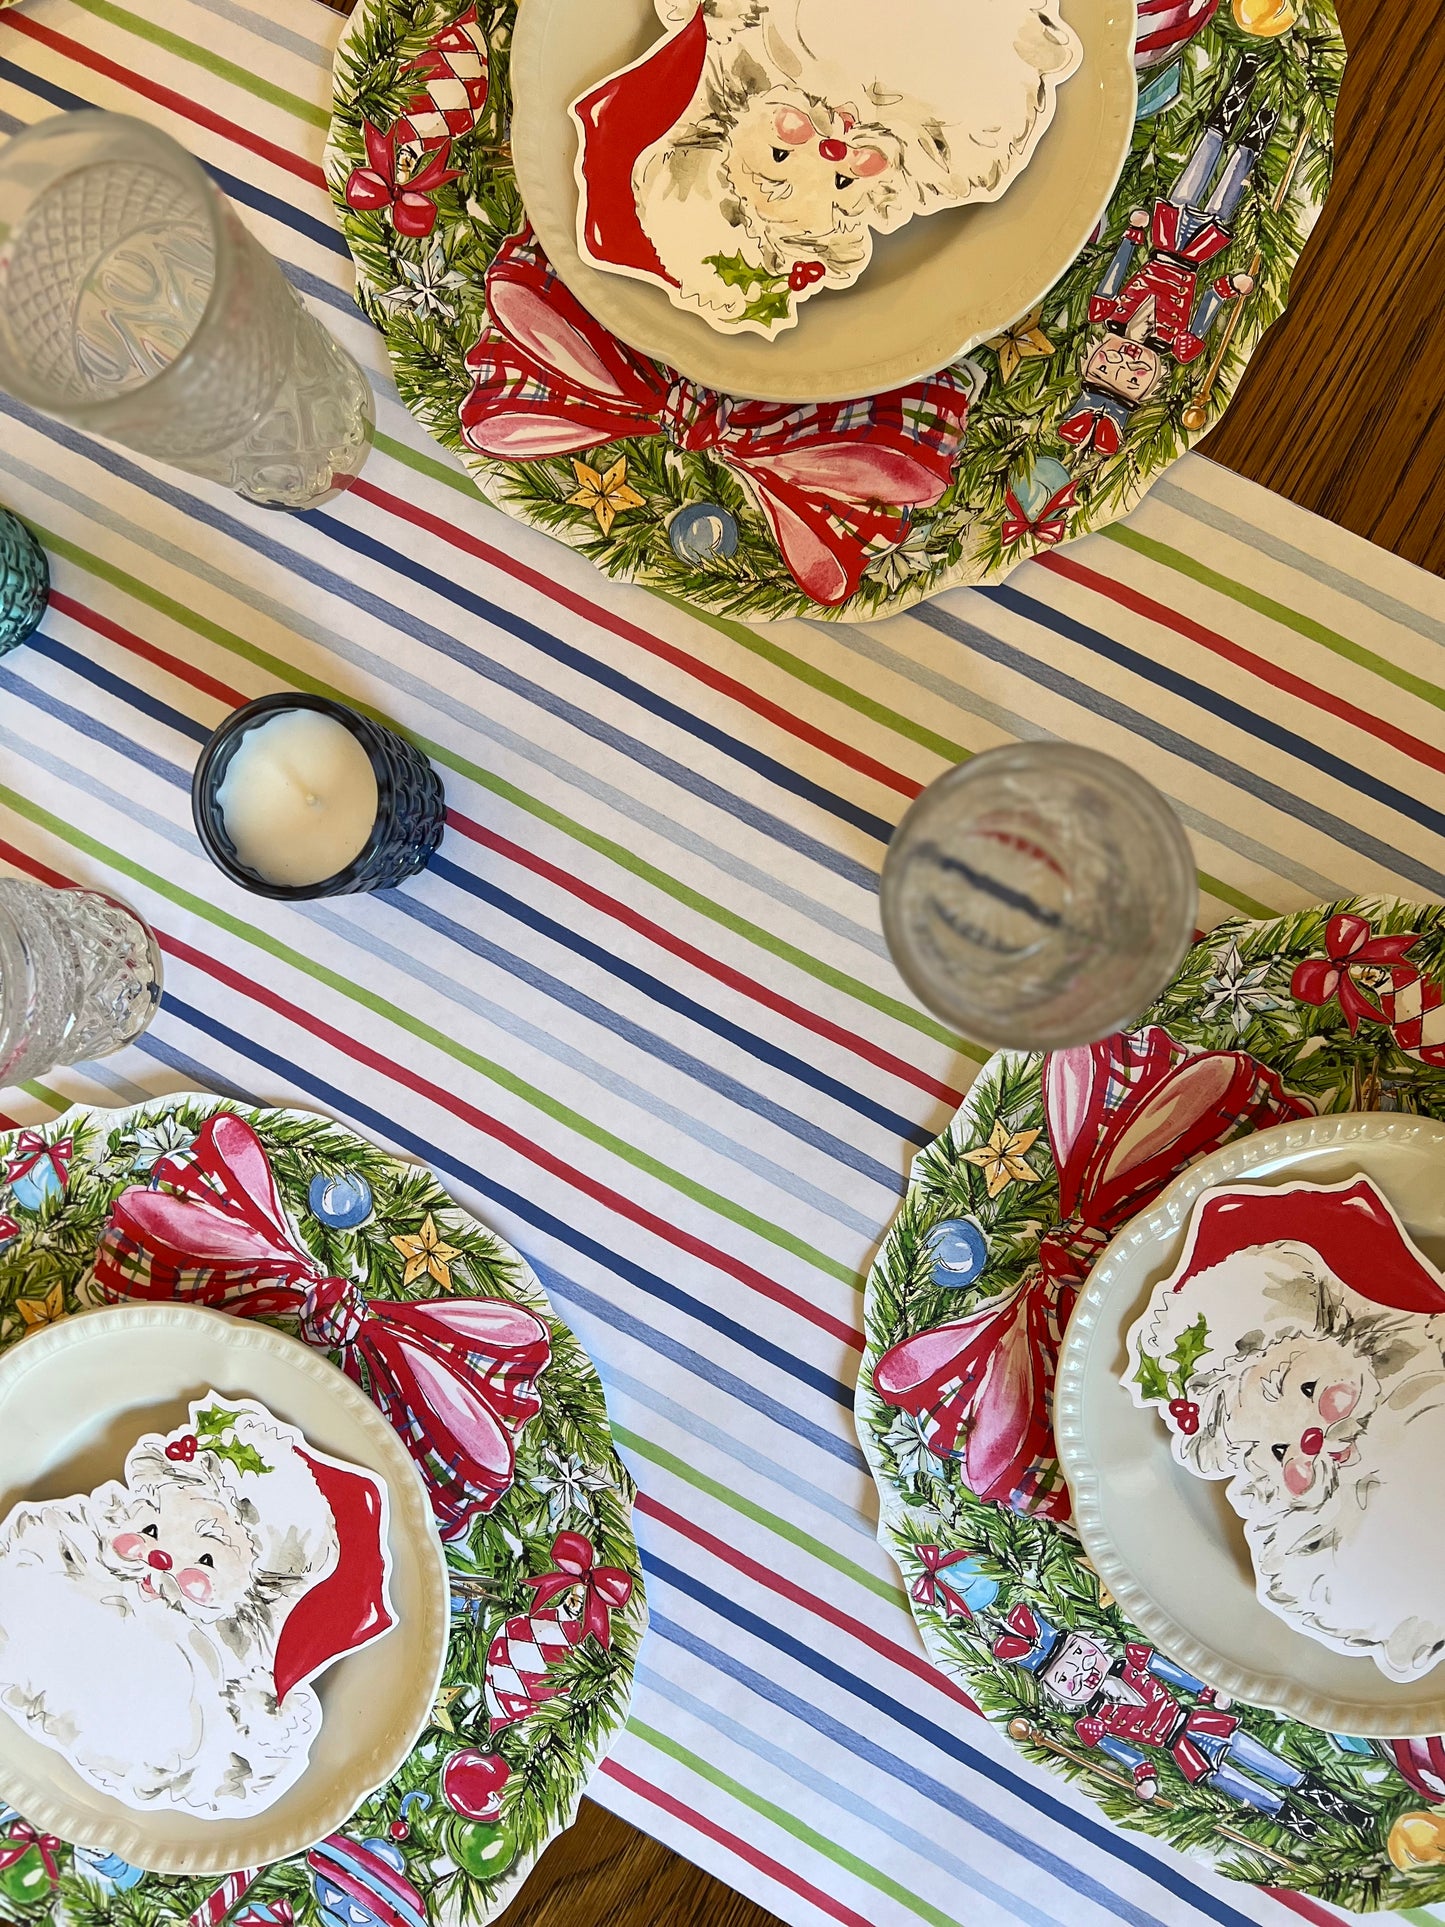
<box><xmin>192</xmin><ymin>693</ymin><xmax>445</xmax><ymax>900</ymax></box>
<box><xmin>0</xmin><ymin>505</ymin><xmax>49</xmax><ymax>656</ymax></box>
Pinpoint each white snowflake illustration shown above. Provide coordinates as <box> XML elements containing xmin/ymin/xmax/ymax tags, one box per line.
<box><xmin>383</xmin><ymin>244</ymin><xmax>469</xmax><ymax>322</ymax></box>
<box><xmin>883</xmin><ymin>1408</ymin><xmax>944</xmax><ymax>1488</ymax></box>
<box><xmin>867</xmin><ymin>523</ymin><xmax>940</xmax><ymax>594</ymax></box>
<box><xmin>533</xmin><ymin>1449</ymin><xmax>610</xmax><ymax>1527</ymax></box>
<box><xmin>127</xmin><ymin>1113</ymin><xmax>196</xmax><ymax>1173</ymax></box>
<box><xmin>1198</xmin><ymin>940</ymin><xmax>1279</xmax><ymax>1033</ymax></box>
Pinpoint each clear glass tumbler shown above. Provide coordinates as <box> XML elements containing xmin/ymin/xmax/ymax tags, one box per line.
<box><xmin>0</xmin><ymin>112</ymin><xmax>373</xmax><ymax>508</ymax></box>
<box><xmin>880</xmin><ymin>743</ymin><xmax>1197</xmax><ymax>1051</ymax></box>
<box><xmin>0</xmin><ymin>879</ymin><xmax>163</xmax><ymax>1087</ymax></box>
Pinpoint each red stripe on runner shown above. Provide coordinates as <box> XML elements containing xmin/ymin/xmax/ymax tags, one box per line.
<box><xmin>48</xmin><ymin>592</ymin><xmax>247</xmax><ymax>711</ymax></box>
<box><xmin>0</xmin><ymin>1112</ymin><xmax>18</xmax><ymax>1131</ymax></box>
<box><xmin>1042</xmin><ymin>551</ymin><xmax>1445</xmax><ymax>779</ymax></box>
<box><xmin>0</xmin><ymin>13</ymin><xmax>325</xmax><ymax>190</ymax></box>
<box><xmin>444</xmin><ymin>810</ymin><xmax>967</xmax><ymax>1109</ymax></box>
<box><xmin>636</xmin><ymin>1490</ymin><xmax>983</xmax><ymax>1717</ymax></box>
<box><xmin>349</xmin><ymin>476</ymin><xmax>925</xmax><ymax>802</ymax></box>
<box><xmin>0</xmin><ymin>835</ymin><xmax>867</xmax><ymax>1347</ymax></box>
<box><xmin>1264</xmin><ymin>1889</ymin><xmax>1347</xmax><ymax>1926</ymax></box>
<box><xmin>599</xmin><ymin>1758</ymin><xmax>877</xmax><ymax>1927</ymax></box>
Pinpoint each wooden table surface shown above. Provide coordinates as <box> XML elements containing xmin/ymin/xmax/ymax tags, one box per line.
<box><xmin>310</xmin><ymin>0</ymin><xmax>1440</xmax><ymax>1918</ymax></box>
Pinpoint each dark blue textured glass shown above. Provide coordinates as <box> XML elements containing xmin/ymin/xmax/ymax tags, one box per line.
<box><xmin>192</xmin><ymin>694</ymin><xmax>445</xmax><ymax>899</ymax></box>
<box><xmin>0</xmin><ymin>507</ymin><xmax>49</xmax><ymax>656</ymax></box>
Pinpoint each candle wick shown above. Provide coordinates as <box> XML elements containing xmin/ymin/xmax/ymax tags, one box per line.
<box><xmin>305</xmin><ymin>792</ymin><xmax>319</xmax><ymax>807</ymax></box>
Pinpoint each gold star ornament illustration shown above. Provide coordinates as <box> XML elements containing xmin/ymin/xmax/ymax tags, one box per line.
<box><xmin>391</xmin><ymin>1213</ymin><xmax>461</xmax><ymax>1289</ymax></box>
<box><xmin>15</xmin><ymin>1280</ymin><xmax>65</xmax><ymax>1330</ymax></box>
<box><xmin>430</xmin><ymin>1685</ymin><xmax>464</xmax><ymax>1732</ymax></box>
<box><xmin>962</xmin><ymin>1121</ymin><xmax>1042</xmax><ymax>1198</ymax></box>
<box><xmin>567</xmin><ymin>457</ymin><xmax>645</xmax><ymax>536</ymax></box>
<box><xmin>988</xmin><ymin>307</ymin><xmax>1055</xmax><ymax>384</ymax></box>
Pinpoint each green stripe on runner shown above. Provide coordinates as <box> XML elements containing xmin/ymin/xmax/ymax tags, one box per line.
<box><xmin>1398</xmin><ymin>1910</ymin><xmax>1445</xmax><ymax>1926</ymax></box>
<box><xmin>32</xmin><ymin>518</ymin><xmax>971</xmax><ymax>1056</ymax></box>
<box><xmin>626</xmin><ymin>1717</ymin><xmax>963</xmax><ymax>1927</ymax></box>
<box><xmin>613</xmin><ymin>1424</ymin><xmax>899</xmax><ymax>1607</ymax></box>
<box><xmin>1196</xmin><ymin>870</ymin><xmax>1274</xmax><ymax>920</ymax></box>
<box><xmin>63</xmin><ymin>0</ymin><xmax>331</xmax><ymax>128</ymax></box>
<box><xmin>18</xmin><ymin>1080</ymin><xmax>67</xmax><ymax>1113</ymax></box>
<box><xmin>1104</xmin><ymin>524</ymin><xmax>1445</xmax><ymax>713</ymax></box>
<box><xmin>375</xmin><ymin>432</ymin><xmax>976</xmax><ymax>766</ymax></box>
<box><xmin>0</xmin><ymin>786</ymin><xmax>857</xmax><ymax>1287</ymax></box>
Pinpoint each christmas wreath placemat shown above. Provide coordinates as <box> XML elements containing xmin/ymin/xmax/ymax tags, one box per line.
<box><xmin>856</xmin><ymin>899</ymin><xmax>1445</xmax><ymax>1912</ymax></box>
<box><xmin>325</xmin><ymin>0</ymin><xmax>1345</xmax><ymax>619</ymax></box>
<box><xmin>0</xmin><ymin>1096</ymin><xmax>644</xmax><ymax>1927</ymax></box>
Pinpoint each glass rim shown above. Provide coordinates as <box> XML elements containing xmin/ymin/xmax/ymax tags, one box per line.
<box><xmin>0</xmin><ymin>111</ymin><xmax>233</xmax><ymax>430</ymax></box>
<box><xmin>879</xmin><ymin>741</ymin><xmax>1198</xmax><ymax>1050</ymax></box>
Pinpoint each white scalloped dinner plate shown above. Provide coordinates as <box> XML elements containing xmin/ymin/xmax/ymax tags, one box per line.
<box><xmin>510</xmin><ymin>0</ymin><xmax>1137</xmax><ymax>404</ymax></box>
<box><xmin>1057</xmin><ymin>1111</ymin><xmax>1445</xmax><ymax>1738</ymax></box>
<box><xmin>0</xmin><ymin>1304</ymin><xmax>449</xmax><ymax>1873</ymax></box>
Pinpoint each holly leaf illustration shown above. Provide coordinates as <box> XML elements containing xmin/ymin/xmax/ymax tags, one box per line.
<box><xmin>195</xmin><ymin>1405</ymin><xmax>272</xmax><ymax>1476</ymax></box>
<box><xmin>742</xmin><ymin>285</ymin><xmax>792</xmax><ymax>326</ymax></box>
<box><xmin>703</xmin><ymin>250</ymin><xmax>776</xmax><ymax>294</ymax></box>
<box><xmin>1133</xmin><ymin>1351</ymin><xmax>1169</xmax><ymax>1403</ymax></box>
<box><xmin>1167</xmin><ymin>1315</ymin><xmax>1209</xmax><ymax>1394</ymax></box>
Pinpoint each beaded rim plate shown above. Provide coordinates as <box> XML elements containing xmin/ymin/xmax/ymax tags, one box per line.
<box><xmin>0</xmin><ymin>1095</ymin><xmax>645</xmax><ymax>1927</ymax></box>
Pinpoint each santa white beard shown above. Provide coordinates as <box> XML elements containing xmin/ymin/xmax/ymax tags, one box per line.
<box><xmin>0</xmin><ymin>1502</ymin><xmax>319</xmax><ymax>1815</ymax></box>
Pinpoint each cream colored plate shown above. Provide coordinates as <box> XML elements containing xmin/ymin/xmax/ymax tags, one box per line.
<box><xmin>0</xmin><ymin>1304</ymin><xmax>449</xmax><ymax>1873</ymax></box>
<box><xmin>510</xmin><ymin>0</ymin><xmax>1137</xmax><ymax>404</ymax></box>
<box><xmin>1058</xmin><ymin>1112</ymin><xmax>1445</xmax><ymax>1738</ymax></box>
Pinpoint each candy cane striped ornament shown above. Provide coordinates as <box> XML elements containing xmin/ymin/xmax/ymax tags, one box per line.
<box><xmin>1134</xmin><ymin>0</ymin><xmax>1219</xmax><ymax>68</ymax></box>
<box><xmin>484</xmin><ymin>1609</ymin><xmax>581</xmax><ymax>1728</ymax></box>
<box><xmin>1381</xmin><ymin>971</ymin><xmax>1445</xmax><ymax>1068</ymax></box>
<box><xmin>393</xmin><ymin>8</ymin><xmax>489</xmax><ymax>154</ymax></box>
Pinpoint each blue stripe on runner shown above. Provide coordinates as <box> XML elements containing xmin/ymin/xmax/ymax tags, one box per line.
<box><xmin>308</xmin><ymin>509</ymin><xmax>899</xmax><ymax>849</ymax></box>
<box><xmin>984</xmin><ymin>583</ymin><xmax>1445</xmax><ymax>846</ymax></box>
<box><xmin>387</xmin><ymin>883</ymin><xmax>907</xmax><ymax>1197</ymax></box>
<box><xmin>919</xmin><ymin>599</ymin><xmax>1445</xmax><ymax>895</ymax></box>
<box><xmin>636</xmin><ymin>1663</ymin><xmax>1073</xmax><ymax>1927</ymax></box>
<box><xmin>644</xmin><ymin>1588</ymin><xmax>1261</xmax><ymax>1927</ymax></box>
<box><xmin>0</xmin><ymin>59</ymin><xmax>350</xmax><ymax>258</ymax></box>
<box><xmin>23</xmin><ymin>632</ymin><xmax>213</xmax><ymax>744</ymax></box>
<box><xmin>156</xmin><ymin>990</ymin><xmax>862</xmax><ymax>1419</ymax></box>
<box><xmin>0</xmin><ymin>419</ymin><xmax>888</xmax><ymax>957</ymax></box>
<box><xmin>423</xmin><ymin>853</ymin><xmax>932</xmax><ymax>1146</ymax></box>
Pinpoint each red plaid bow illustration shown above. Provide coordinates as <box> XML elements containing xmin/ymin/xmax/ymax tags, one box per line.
<box><xmin>458</xmin><ymin>233</ymin><xmax>970</xmax><ymax>607</ymax></box>
<box><xmin>524</xmin><ymin>1531</ymin><xmax>634</xmax><ymax>1648</ymax></box>
<box><xmin>873</xmin><ymin>1026</ymin><xmax>1313</xmax><ymax>1522</ymax></box>
<box><xmin>910</xmin><ymin>1543</ymin><xmax>981</xmax><ymax>1618</ymax></box>
<box><xmin>91</xmin><ymin>1113</ymin><xmax>551</xmax><ymax>1537</ymax></box>
<box><xmin>344</xmin><ymin>122</ymin><xmax>459</xmax><ymax>238</ymax></box>
<box><xmin>6</xmin><ymin>1131</ymin><xmax>71</xmax><ymax>1188</ymax></box>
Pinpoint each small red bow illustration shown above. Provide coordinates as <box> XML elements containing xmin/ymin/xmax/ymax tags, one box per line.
<box><xmin>0</xmin><ymin>1824</ymin><xmax>61</xmax><ymax>1886</ymax></box>
<box><xmin>1291</xmin><ymin>912</ymin><xmax>1422</xmax><ymax>1033</ymax></box>
<box><xmin>992</xmin><ymin>1602</ymin><xmax>1043</xmax><ymax>1663</ymax></box>
<box><xmin>909</xmin><ymin>1543</ymin><xmax>981</xmax><ymax>1618</ymax></box>
<box><xmin>6</xmin><ymin>1132</ymin><xmax>71</xmax><ymax>1188</ymax></box>
<box><xmin>344</xmin><ymin>123</ymin><xmax>459</xmax><ymax>238</ymax></box>
<box><xmin>1001</xmin><ymin>479</ymin><xmax>1078</xmax><ymax>548</ymax></box>
<box><xmin>525</xmin><ymin>1531</ymin><xmax>634</xmax><ymax>1648</ymax></box>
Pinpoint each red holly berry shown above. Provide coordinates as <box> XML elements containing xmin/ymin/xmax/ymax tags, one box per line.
<box><xmin>788</xmin><ymin>261</ymin><xmax>826</xmax><ymax>293</ymax></box>
<box><xmin>389</xmin><ymin>1820</ymin><xmax>409</xmax><ymax>1842</ymax></box>
<box><xmin>165</xmin><ymin>1434</ymin><xmax>198</xmax><ymax>1462</ymax></box>
<box><xmin>1168</xmin><ymin>1398</ymin><xmax>1200</xmax><ymax>1436</ymax></box>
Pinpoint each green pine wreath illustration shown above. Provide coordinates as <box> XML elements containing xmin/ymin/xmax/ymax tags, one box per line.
<box><xmin>326</xmin><ymin>0</ymin><xmax>1344</xmax><ymax>619</ymax></box>
<box><xmin>0</xmin><ymin>1097</ymin><xmax>643</xmax><ymax>1927</ymax></box>
<box><xmin>858</xmin><ymin>901</ymin><xmax>1445</xmax><ymax>1910</ymax></box>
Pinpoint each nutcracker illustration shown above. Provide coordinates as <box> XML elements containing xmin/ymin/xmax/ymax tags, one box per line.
<box><xmin>992</xmin><ymin>1606</ymin><xmax>1370</xmax><ymax>1837</ymax></box>
<box><xmin>1060</xmin><ymin>54</ymin><xmax>1276</xmax><ymax>457</ymax></box>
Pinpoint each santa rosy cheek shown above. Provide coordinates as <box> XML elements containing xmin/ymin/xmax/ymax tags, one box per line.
<box><xmin>1318</xmin><ymin>1381</ymin><xmax>1359</xmax><ymax>1423</ymax></box>
<box><xmin>1283</xmin><ymin>1457</ymin><xmax>1315</xmax><ymax>1497</ymax></box>
<box><xmin>112</xmin><ymin>1532</ymin><xmax>149</xmax><ymax>1561</ymax></box>
<box><xmin>772</xmin><ymin>107</ymin><xmax>814</xmax><ymax>147</ymax></box>
<box><xmin>177</xmin><ymin>1567</ymin><xmax>213</xmax><ymax>1603</ymax></box>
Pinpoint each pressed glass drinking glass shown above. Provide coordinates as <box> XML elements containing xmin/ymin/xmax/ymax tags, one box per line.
<box><xmin>0</xmin><ymin>879</ymin><xmax>163</xmax><ymax>1087</ymax></box>
<box><xmin>0</xmin><ymin>505</ymin><xmax>47</xmax><ymax>656</ymax></box>
<box><xmin>880</xmin><ymin>743</ymin><xmax>1197</xmax><ymax>1050</ymax></box>
<box><xmin>0</xmin><ymin>112</ymin><xmax>373</xmax><ymax>508</ymax></box>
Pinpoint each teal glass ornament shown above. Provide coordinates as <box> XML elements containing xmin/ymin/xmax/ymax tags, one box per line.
<box><xmin>0</xmin><ymin>508</ymin><xmax>48</xmax><ymax>656</ymax></box>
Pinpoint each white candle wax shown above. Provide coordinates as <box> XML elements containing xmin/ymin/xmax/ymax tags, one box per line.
<box><xmin>216</xmin><ymin>710</ymin><xmax>379</xmax><ymax>887</ymax></box>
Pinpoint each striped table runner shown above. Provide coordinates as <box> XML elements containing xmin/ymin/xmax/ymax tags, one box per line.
<box><xmin>2</xmin><ymin>3</ymin><xmax>1445</xmax><ymax>1924</ymax></box>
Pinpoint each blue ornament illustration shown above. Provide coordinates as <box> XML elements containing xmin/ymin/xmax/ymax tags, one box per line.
<box><xmin>72</xmin><ymin>1847</ymin><xmax>145</xmax><ymax>1892</ymax></box>
<box><xmin>926</xmin><ymin>1217</ymin><xmax>989</xmax><ymax>1289</ymax></box>
<box><xmin>308</xmin><ymin>1171</ymin><xmax>374</xmax><ymax>1229</ymax></box>
<box><xmin>309</xmin><ymin>1835</ymin><xmax>426</xmax><ymax>1927</ymax></box>
<box><xmin>668</xmin><ymin>503</ymin><xmax>739</xmax><ymax>565</ymax></box>
<box><xmin>945</xmin><ymin>1555</ymin><xmax>1001</xmax><ymax>1615</ymax></box>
